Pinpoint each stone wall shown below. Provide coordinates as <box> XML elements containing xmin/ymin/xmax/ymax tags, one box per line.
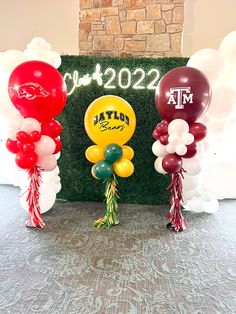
<box><xmin>79</xmin><ymin>0</ymin><xmax>184</xmax><ymax>57</ymax></box>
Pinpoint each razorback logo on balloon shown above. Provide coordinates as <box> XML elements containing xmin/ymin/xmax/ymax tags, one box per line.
<box><xmin>84</xmin><ymin>95</ymin><xmax>136</xmax><ymax>229</ymax></box>
<box><xmin>167</xmin><ymin>87</ymin><xmax>193</xmax><ymax>109</ymax></box>
<box><xmin>15</xmin><ymin>82</ymin><xmax>50</xmax><ymax>100</ymax></box>
<box><xmin>8</xmin><ymin>60</ymin><xmax>67</xmax><ymax>122</ymax></box>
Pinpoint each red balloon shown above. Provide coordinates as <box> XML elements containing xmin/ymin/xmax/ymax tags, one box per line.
<box><xmin>6</xmin><ymin>139</ymin><xmax>20</xmax><ymax>154</ymax></box>
<box><xmin>159</xmin><ymin>134</ymin><xmax>169</xmax><ymax>145</ymax></box>
<box><xmin>8</xmin><ymin>61</ymin><xmax>67</xmax><ymax>122</ymax></box>
<box><xmin>22</xmin><ymin>143</ymin><xmax>35</xmax><ymax>153</ymax></box>
<box><xmin>53</xmin><ymin>138</ymin><xmax>62</xmax><ymax>154</ymax></box>
<box><xmin>189</xmin><ymin>122</ymin><xmax>207</xmax><ymax>142</ymax></box>
<box><xmin>16</xmin><ymin>131</ymin><xmax>30</xmax><ymax>143</ymax></box>
<box><xmin>155</xmin><ymin>66</ymin><xmax>211</xmax><ymax>123</ymax></box>
<box><xmin>15</xmin><ymin>151</ymin><xmax>38</xmax><ymax>169</ymax></box>
<box><xmin>162</xmin><ymin>153</ymin><xmax>183</xmax><ymax>174</ymax></box>
<box><xmin>17</xmin><ymin>141</ymin><xmax>24</xmax><ymax>151</ymax></box>
<box><xmin>29</xmin><ymin>131</ymin><xmax>41</xmax><ymax>142</ymax></box>
<box><xmin>41</xmin><ymin>119</ymin><xmax>62</xmax><ymax>138</ymax></box>
<box><xmin>182</xmin><ymin>142</ymin><xmax>198</xmax><ymax>159</ymax></box>
<box><xmin>152</xmin><ymin>129</ymin><xmax>160</xmax><ymax>140</ymax></box>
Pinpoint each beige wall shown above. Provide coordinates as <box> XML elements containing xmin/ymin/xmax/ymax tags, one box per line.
<box><xmin>183</xmin><ymin>0</ymin><xmax>236</xmax><ymax>56</ymax></box>
<box><xmin>0</xmin><ymin>0</ymin><xmax>78</xmax><ymax>54</ymax></box>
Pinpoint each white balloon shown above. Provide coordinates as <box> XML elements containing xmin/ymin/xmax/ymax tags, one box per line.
<box><xmin>168</xmin><ymin>134</ymin><xmax>180</xmax><ymax>145</ymax></box>
<box><xmin>207</xmin><ymin>86</ymin><xmax>236</xmax><ymax>118</ymax></box>
<box><xmin>39</xmin><ymin>183</ymin><xmax>56</xmax><ymax>213</ymax></box>
<box><xmin>183</xmin><ymin>191</ymin><xmax>194</xmax><ymax>201</ymax></box>
<box><xmin>183</xmin><ymin>133</ymin><xmax>194</xmax><ymax>145</ymax></box>
<box><xmin>219</xmin><ymin>31</ymin><xmax>236</xmax><ymax>65</ymax></box>
<box><xmin>203</xmin><ymin>161</ymin><xmax>236</xmax><ymax>199</ymax></box>
<box><xmin>19</xmin><ymin>182</ymin><xmax>56</xmax><ymax>214</ymax></box>
<box><xmin>21</xmin><ymin>118</ymin><xmax>41</xmax><ymax>134</ymax></box>
<box><xmin>154</xmin><ymin>157</ymin><xmax>166</xmax><ymax>174</ymax></box>
<box><xmin>175</xmin><ymin>144</ymin><xmax>187</xmax><ymax>156</ymax></box>
<box><xmin>183</xmin><ymin>157</ymin><xmax>202</xmax><ymax>176</ymax></box>
<box><xmin>7</xmin><ymin>127</ymin><xmax>18</xmax><ymax>140</ymax></box>
<box><xmin>35</xmin><ymin>135</ymin><xmax>56</xmax><ymax>156</ymax></box>
<box><xmin>166</xmin><ymin>144</ymin><xmax>176</xmax><ymax>154</ymax></box>
<box><xmin>152</xmin><ymin>141</ymin><xmax>167</xmax><ymax>157</ymax></box>
<box><xmin>54</xmin><ymin>182</ymin><xmax>62</xmax><ymax>194</ymax></box>
<box><xmin>0</xmin><ymin>89</ymin><xmax>19</xmax><ymax>119</ymax></box>
<box><xmin>168</xmin><ymin>119</ymin><xmax>189</xmax><ymax>135</ymax></box>
<box><xmin>8</xmin><ymin>114</ymin><xmax>24</xmax><ymax>130</ymax></box>
<box><xmin>187</xmin><ymin>48</ymin><xmax>226</xmax><ymax>86</ymax></box>
<box><xmin>183</xmin><ymin>175</ymin><xmax>200</xmax><ymax>192</ymax></box>
<box><xmin>37</xmin><ymin>155</ymin><xmax>57</xmax><ymax>171</ymax></box>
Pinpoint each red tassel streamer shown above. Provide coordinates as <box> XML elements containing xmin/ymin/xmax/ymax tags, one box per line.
<box><xmin>24</xmin><ymin>166</ymin><xmax>45</xmax><ymax>228</ymax></box>
<box><xmin>166</xmin><ymin>168</ymin><xmax>187</xmax><ymax>232</ymax></box>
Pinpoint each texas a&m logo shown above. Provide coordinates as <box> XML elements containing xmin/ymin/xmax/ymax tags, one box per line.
<box><xmin>167</xmin><ymin>87</ymin><xmax>193</xmax><ymax>109</ymax></box>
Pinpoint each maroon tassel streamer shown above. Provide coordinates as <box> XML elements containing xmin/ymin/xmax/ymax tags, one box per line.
<box><xmin>166</xmin><ymin>168</ymin><xmax>187</xmax><ymax>232</ymax></box>
<box><xmin>24</xmin><ymin>166</ymin><xmax>45</xmax><ymax>228</ymax></box>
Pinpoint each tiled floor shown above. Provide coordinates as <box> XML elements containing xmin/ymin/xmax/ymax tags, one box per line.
<box><xmin>0</xmin><ymin>185</ymin><xmax>236</xmax><ymax>313</ymax></box>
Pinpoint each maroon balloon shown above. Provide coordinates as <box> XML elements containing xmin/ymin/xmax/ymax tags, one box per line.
<box><xmin>182</xmin><ymin>142</ymin><xmax>197</xmax><ymax>158</ymax></box>
<box><xmin>159</xmin><ymin>134</ymin><xmax>169</xmax><ymax>145</ymax></box>
<box><xmin>6</xmin><ymin>139</ymin><xmax>20</xmax><ymax>154</ymax></box>
<box><xmin>189</xmin><ymin>122</ymin><xmax>207</xmax><ymax>142</ymax></box>
<box><xmin>152</xmin><ymin>129</ymin><xmax>160</xmax><ymax>140</ymax></box>
<box><xmin>162</xmin><ymin>153</ymin><xmax>183</xmax><ymax>174</ymax></box>
<box><xmin>155</xmin><ymin>66</ymin><xmax>211</xmax><ymax>123</ymax></box>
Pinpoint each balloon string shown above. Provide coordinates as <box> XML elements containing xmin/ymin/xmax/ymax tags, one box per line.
<box><xmin>166</xmin><ymin>168</ymin><xmax>187</xmax><ymax>232</ymax></box>
<box><xmin>93</xmin><ymin>173</ymin><xmax>119</xmax><ymax>229</ymax></box>
<box><xmin>24</xmin><ymin>166</ymin><xmax>45</xmax><ymax>228</ymax></box>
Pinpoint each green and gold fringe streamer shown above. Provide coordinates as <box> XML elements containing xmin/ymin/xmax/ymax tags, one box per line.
<box><xmin>93</xmin><ymin>174</ymin><xmax>119</xmax><ymax>229</ymax></box>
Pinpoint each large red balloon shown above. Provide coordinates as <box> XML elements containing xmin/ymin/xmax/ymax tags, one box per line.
<box><xmin>155</xmin><ymin>66</ymin><xmax>211</xmax><ymax>123</ymax></box>
<box><xmin>8</xmin><ymin>61</ymin><xmax>67</xmax><ymax>122</ymax></box>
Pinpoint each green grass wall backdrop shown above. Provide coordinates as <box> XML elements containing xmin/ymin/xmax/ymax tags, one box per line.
<box><xmin>58</xmin><ymin>56</ymin><xmax>188</xmax><ymax>205</ymax></box>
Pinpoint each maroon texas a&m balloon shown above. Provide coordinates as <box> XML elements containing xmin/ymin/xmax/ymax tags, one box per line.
<box><xmin>155</xmin><ymin>66</ymin><xmax>211</xmax><ymax>123</ymax></box>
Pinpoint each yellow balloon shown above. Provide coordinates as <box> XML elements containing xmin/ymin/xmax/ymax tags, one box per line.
<box><xmin>84</xmin><ymin>95</ymin><xmax>136</xmax><ymax>148</ymax></box>
<box><xmin>85</xmin><ymin>145</ymin><xmax>104</xmax><ymax>163</ymax></box>
<box><xmin>113</xmin><ymin>158</ymin><xmax>134</xmax><ymax>178</ymax></box>
<box><xmin>122</xmin><ymin>145</ymin><xmax>134</xmax><ymax>160</ymax></box>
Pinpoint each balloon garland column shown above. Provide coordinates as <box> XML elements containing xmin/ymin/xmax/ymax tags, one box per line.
<box><xmin>152</xmin><ymin>66</ymin><xmax>211</xmax><ymax>231</ymax></box>
<box><xmin>6</xmin><ymin>60</ymin><xmax>67</xmax><ymax>227</ymax></box>
<box><xmin>84</xmin><ymin>95</ymin><xmax>136</xmax><ymax>229</ymax></box>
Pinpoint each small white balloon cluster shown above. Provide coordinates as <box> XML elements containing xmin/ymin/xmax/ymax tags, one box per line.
<box><xmin>0</xmin><ymin>37</ymin><xmax>62</xmax><ymax>214</ymax></box>
<box><xmin>166</xmin><ymin>120</ymin><xmax>194</xmax><ymax>156</ymax></box>
<box><xmin>184</xmin><ymin>30</ymin><xmax>236</xmax><ymax>213</ymax></box>
<box><xmin>24</xmin><ymin>37</ymin><xmax>61</xmax><ymax>69</ymax></box>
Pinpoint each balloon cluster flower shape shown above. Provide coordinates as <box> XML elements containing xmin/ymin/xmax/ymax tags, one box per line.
<box><xmin>153</xmin><ymin>66</ymin><xmax>211</xmax><ymax>231</ymax></box>
<box><xmin>84</xmin><ymin>95</ymin><xmax>136</xmax><ymax>229</ymax></box>
<box><xmin>6</xmin><ymin>60</ymin><xmax>67</xmax><ymax>228</ymax></box>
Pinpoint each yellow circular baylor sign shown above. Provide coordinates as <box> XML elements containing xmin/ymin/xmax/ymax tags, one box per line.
<box><xmin>84</xmin><ymin>95</ymin><xmax>136</xmax><ymax>147</ymax></box>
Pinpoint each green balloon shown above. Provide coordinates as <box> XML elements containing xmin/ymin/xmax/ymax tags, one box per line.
<box><xmin>104</xmin><ymin>144</ymin><xmax>123</xmax><ymax>163</ymax></box>
<box><xmin>93</xmin><ymin>160</ymin><xmax>113</xmax><ymax>180</ymax></box>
